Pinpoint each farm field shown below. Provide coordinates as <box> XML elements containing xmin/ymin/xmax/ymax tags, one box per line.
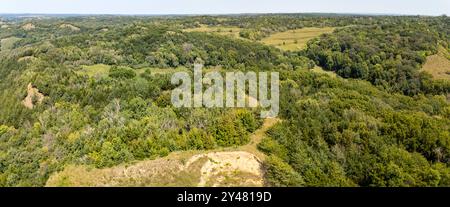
<box><xmin>260</xmin><ymin>27</ymin><xmax>335</xmax><ymax>51</ymax></box>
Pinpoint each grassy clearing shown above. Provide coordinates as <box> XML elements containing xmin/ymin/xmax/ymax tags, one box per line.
<box><xmin>260</xmin><ymin>27</ymin><xmax>335</xmax><ymax>51</ymax></box>
<box><xmin>310</xmin><ymin>66</ymin><xmax>337</xmax><ymax>78</ymax></box>
<box><xmin>205</xmin><ymin>170</ymin><xmax>262</xmax><ymax>187</ymax></box>
<box><xmin>422</xmin><ymin>46</ymin><xmax>450</xmax><ymax>80</ymax></box>
<box><xmin>183</xmin><ymin>25</ymin><xmax>243</xmax><ymax>39</ymax></box>
<box><xmin>59</xmin><ymin>23</ymin><xmax>80</xmax><ymax>31</ymax></box>
<box><xmin>46</xmin><ymin>151</ymin><xmax>207</xmax><ymax>187</ymax></box>
<box><xmin>0</xmin><ymin>37</ymin><xmax>21</xmax><ymax>50</ymax></box>
<box><xmin>139</xmin><ymin>66</ymin><xmax>190</xmax><ymax>75</ymax></box>
<box><xmin>76</xmin><ymin>64</ymin><xmax>191</xmax><ymax>78</ymax></box>
<box><xmin>76</xmin><ymin>64</ymin><xmax>111</xmax><ymax>78</ymax></box>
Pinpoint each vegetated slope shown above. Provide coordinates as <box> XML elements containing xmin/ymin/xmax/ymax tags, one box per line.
<box><xmin>0</xmin><ymin>37</ymin><xmax>21</xmax><ymax>51</ymax></box>
<box><xmin>0</xmin><ymin>23</ymin><xmax>271</xmax><ymax>186</ymax></box>
<box><xmin>260</xmin><ymin>71</ymin><xmax>450</xmax><ymax>187</ymax></box>
<box><xmin>46</xmin><ymin>151</ymin><xmax>263</xmax><ymax>187</ymax></box>
<box><xmin>422</xmin><ymin>46</ymin><xmax>450</xmax><ymax>80</ymax></box>
<box><xmin>46</xmin><ymin>118</ymin><xmax>280</xmax><ymax>187</ymax></box>
<box><xmin>0</xmin><ymin>15</ymin><xmax>449</xmax><ymax>187</ymax></box>
<box><xmin>306</xmin><ymin>20</ymin><xmax>450</xmax><ymax>95</ymax></box>
<box><xmin>50</xmin><ymin>24</ymin><xmax>313</xmax><ymax>70</ymax></box>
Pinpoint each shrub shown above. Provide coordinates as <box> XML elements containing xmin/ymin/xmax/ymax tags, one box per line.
<box><xmin>264</xmin><ymin>155</ymin><xmax>305</xmax><ymax>187</ymax></box>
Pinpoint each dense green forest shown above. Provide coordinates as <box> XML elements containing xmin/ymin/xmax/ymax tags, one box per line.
<box><xmin>0</xmin><ymin>14</ymin><xmax>449</xmax><ymax>186</ymax></box>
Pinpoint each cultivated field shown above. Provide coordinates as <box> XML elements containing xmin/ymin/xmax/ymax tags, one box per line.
<box><xmin>260</xmin><ymin>27</ymin><xmax>335</xmax><ymax>51</ymax></box>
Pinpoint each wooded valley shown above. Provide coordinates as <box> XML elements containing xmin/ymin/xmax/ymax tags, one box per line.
<box><xmin>0</xmin><ymin>14</ymin><xmax>449</xmax><ymax>186</ymax></box>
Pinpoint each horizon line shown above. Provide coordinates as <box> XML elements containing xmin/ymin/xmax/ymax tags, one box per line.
<box><xmin>0</xmin><ymin>12</ymin><xmax>445</xmax><ymax>17</ymax></box>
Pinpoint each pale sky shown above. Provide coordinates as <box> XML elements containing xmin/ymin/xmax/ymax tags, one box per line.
<box><xmin>0</xmin><ymin>0</ymin><xmax>448</xmax><ymax>16</ymax></box>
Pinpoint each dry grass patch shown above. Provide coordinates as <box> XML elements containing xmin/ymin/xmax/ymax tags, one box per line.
<box><xmin>46</xmin><ymin>151</ymin><xmax>205</xmax><ymax>187</ymax></box>
<box><xmin>59</xmin><ymin>24</ymin><xmax>80</xmax><ymax>32</ymax></box>
<box><xmin>260</xmin><ymin>27</ymin><xmax>335</xmax><ymax>51</ymax></box>
<box><xmin>422</xmin><ymin>46</ymin><xmax>450</xmax><ymax>80</ymax></box>
<box><xmin>46</xmin><ymin>150</ymin><xmax>265</xmax><ymax>187</ymax></box>
<box><xmin>22</xmin><ymin>23</ymin><xmax>35</xmax><ymax>30</ymax></box>
<box><xmin>184</xmin><ymin>25</ymin><xmax>243</xmax><ymax>39</ymax></box>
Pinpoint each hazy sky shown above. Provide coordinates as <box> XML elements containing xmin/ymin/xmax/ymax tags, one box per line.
<box><xmin>0</xmin><ymin>0</ymin><xmax>448</xmax><ymax>16</ymax></box>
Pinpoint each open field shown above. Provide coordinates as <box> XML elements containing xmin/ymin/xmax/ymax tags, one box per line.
<box><xmin>46</xmin><ymin>150</ymin><xmax>263</xmax><ymax>187</ymax></box>
<box><xmin>183</xmin><ymin>25</ymin><xmax>243</xmax><ymax>39</ymax></box>
<box><xmin>76</xmin><ymin>64</ymin><xmax>191</xmax><ymax>78</ymax></box>
<box><xmin>422</xmin><ymin>46</ymin><xmax>450</xmax><ymax>80</ymax></box>
<box><xmin>260</xmin><ymin>27</ymin><xmax>335</xmax><ymax>51</ymax></box>
<box><xmin>46</xmin><ymin>151</ymin><xmax>206</xmax><ymax>187</ymax></box>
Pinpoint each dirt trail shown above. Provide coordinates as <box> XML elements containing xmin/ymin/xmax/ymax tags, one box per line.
<box><xmin>238</xmin><ymin>117</ymin><xmax>281</xmax><ymax>159</ymax></box>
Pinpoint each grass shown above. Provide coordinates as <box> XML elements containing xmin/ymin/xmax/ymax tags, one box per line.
<box><xmin>46</xmin><ymin>151</ymin><xmax>207</xmax><ymax>187</ymax></box>
<box><xmin>260</xmin><ymin>27</ymin><xmax>335</xmax><ymax>51</ymax></box>
<box><xmin>76</xmin><ymin>64</ymin><xmax>111</xmax><ymax>78</ymax></box>
<box><xmin>60</xmin><ymin>23</ymin><xmax>80</xmax><ymax>31</ymax></box>
<box><xmin>238</xmin><ymin>117</ymin><xmax>281</xmax><ymax>161</ymax></box>
<box><xmin>422</xmin><ymin>46</ymin><xmax>450</xmax><ymax>80</ymax></box>
<box><xmin>76</xmin><ymin>64</ymin><xmax>191</xmax><ymax>78</ymax></box>
<box><xmin>205</xmin><ymin>170</ymin><xmax>262</xmax><ymax>187</ymax></box>
<box><xmin>139</xmin><ymin>66</ymin><xmax>189</xmax><ymax>75</ymax></box>
<box><xmin>310</xmin><ymin>66</ymin><xmax>337</xmax><ymax>78</ymax></box>
<box><xmin>0</xmin><ymin>37</ymin><xmax>21</xmax><ymax>50</ymax></box>
<box><xmin>183</xmin><ymin>25</ymin><xmax>243</xmax><ymax>39</ymax></box>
